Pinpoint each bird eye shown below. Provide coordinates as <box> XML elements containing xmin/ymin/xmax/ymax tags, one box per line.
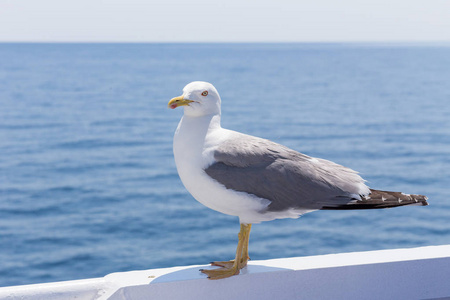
<box><xmin>201</xmin><ymin>91</ymin><xmax>208</xmax><ymax>96</ymax></box>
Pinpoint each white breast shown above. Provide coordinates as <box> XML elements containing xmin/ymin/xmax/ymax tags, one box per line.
<box><xmin>173</xmin><ymin>114</ymin><xmax>280</xmax><ymax>223</ymax></box>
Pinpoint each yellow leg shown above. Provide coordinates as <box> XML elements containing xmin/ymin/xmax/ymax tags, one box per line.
<box><xmin>210</xmin><ymin>226</ymin><xmax>251</xmax><ymax>268</ymax></box>
<box><xmin>200</xmin><ymin>223</ymin><xmax>252</xmax><ymax>280</ymax></box>
<box><xmin>241</xmin><ymin>224</ymin><xmax>251</xmax><ymax>267</ymax></box>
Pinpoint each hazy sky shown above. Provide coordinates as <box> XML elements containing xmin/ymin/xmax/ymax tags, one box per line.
<box><xmin>1</xmin><ymin>0</ymin><xmax>449</xmax><ymax>42</ymax></box>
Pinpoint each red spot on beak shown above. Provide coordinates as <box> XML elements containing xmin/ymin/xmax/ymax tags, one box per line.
<box><xmin>170</xmin><ymin>104</ymin><xmax>177</xmax><ymax>109</ymax></box>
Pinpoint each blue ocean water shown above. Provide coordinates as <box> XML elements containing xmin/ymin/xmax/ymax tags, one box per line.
<box><xmin>0</xmin><ymin>43</ymin><xmax>449</xmax><ymax>287</ymax></box>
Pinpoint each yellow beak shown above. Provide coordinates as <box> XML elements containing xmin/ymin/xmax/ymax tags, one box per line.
<box><xmin>168</xmin><ymin>95</ymin><xmax>194</xmax><ymax>109</ymax></box>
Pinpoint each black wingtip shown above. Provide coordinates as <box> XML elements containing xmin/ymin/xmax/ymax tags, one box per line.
<box><xmin>322</xmin><ymin>190</ymin><xmax>429</xmax><ymax>210</ymax></box>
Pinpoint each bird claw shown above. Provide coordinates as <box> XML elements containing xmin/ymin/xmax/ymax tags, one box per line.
<box><xmin>200</xmin><ymin>265</ymin><xmax>240</xmax><ymax>280</ymax></box>
<box><xmin>210</xmin><ymin>260</ymin><xmax>235</xmax><ymax>268</ymax></box>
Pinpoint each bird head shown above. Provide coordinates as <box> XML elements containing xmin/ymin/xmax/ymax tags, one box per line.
<box><xmin>168</xmin><ymin>81</ymin><xmax>221</xmax><ymax>117</ymax></box>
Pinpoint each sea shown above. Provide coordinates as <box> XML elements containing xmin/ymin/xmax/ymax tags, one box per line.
<box><xmin>1</xmin><ymin>43</ymin><xmax>449</xmax><ymax>287</ymax></box>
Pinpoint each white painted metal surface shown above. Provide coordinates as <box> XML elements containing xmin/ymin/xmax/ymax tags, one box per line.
<box><xmin>1</xmin><ymin>245</ymin><xmax>449</xmax><ymax>300</ymax></box>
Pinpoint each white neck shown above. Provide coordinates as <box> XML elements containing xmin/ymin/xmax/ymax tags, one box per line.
<box><xmin>173</xmin><ymin>113</ymin><xmax>222</xmax><ymax>170</ymax></box>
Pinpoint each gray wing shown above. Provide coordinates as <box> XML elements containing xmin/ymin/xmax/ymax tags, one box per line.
<box><xmin>204</xmin><ymin>133</ymin><xmax>368</xmax><ymax>212</ymax></box>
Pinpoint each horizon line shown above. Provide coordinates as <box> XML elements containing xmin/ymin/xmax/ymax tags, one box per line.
<box><xmin>1</xmin><ymin>40</ymin><xmax>450</xmax><ymax>45</ymax></box>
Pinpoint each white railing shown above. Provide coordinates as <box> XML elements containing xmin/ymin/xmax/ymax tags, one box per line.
<box><xmin>1</xmin><ymin>244</ymin><xmax>449</xmax><ymax>300</ymax></box>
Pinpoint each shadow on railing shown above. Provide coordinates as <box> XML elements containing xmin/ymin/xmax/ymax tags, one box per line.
<box><xmin>151</xmin><ymin>264</ymin><xmax>292</xmax><ymax>284</ymax></box>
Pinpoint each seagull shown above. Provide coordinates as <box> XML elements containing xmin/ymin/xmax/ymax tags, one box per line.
<box><xmin>168</xmin><ymin>81</ymin><xmax>429</xmax><ymax>280</ymax></box>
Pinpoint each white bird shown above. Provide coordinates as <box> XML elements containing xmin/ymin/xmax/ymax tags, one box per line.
<box><xmin>168</xmin><ymin>81</ymin><xmax>428</xmax><ymax>280</ymax></box>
